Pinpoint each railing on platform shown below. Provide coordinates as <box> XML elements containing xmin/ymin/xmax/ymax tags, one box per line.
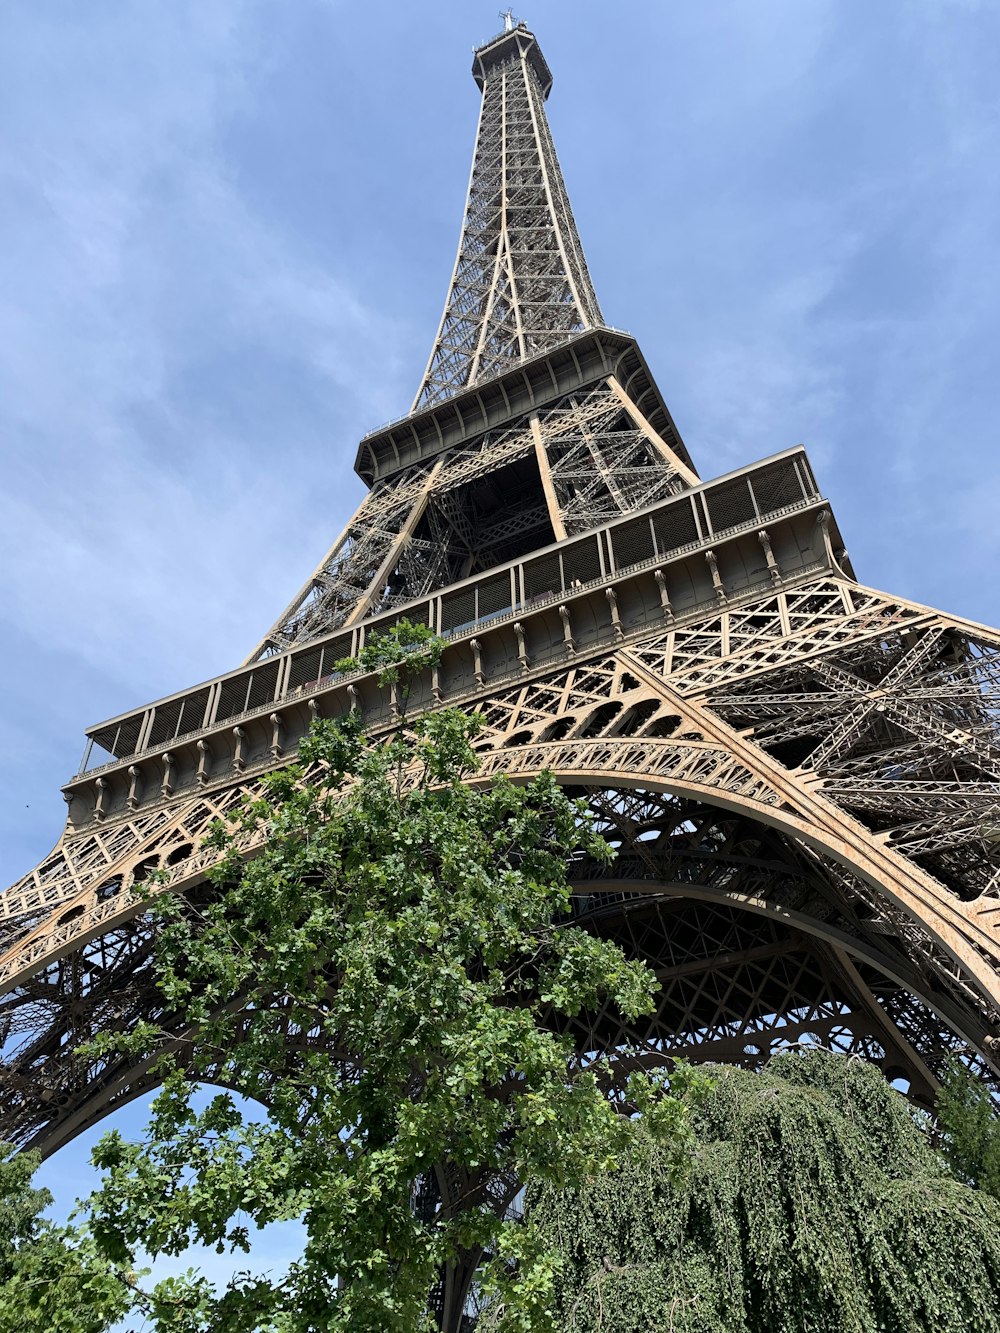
<box><xmin>79</xmin><ymin>449</ymin><xmax>820</xmax><ymax>776</ymax></box>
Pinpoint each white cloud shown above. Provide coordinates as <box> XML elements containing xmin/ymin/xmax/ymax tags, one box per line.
<box><xmin>0</xmin><ymin>2</ymin><xmax>409</xmax><ymax>710</ymax></box>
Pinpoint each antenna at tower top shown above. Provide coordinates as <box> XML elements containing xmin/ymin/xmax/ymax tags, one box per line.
<box><xmin>500</xmin><ymin>8</ymin><xmax>517</xmax><ymax>32</ymax></box>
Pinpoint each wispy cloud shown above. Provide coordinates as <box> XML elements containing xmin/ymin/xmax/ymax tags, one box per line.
<box><xmin>586</xmin><ymin>0</ymin><xmax>1000</xmax><ymax>625</ymax></box>
<box><xmin>0</xmin><ymin>2</ymin><xmax>411</xmax><ymax>717</ymax></box>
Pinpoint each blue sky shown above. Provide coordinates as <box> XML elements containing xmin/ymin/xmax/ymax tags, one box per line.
<box><xmin>1</xmin><ymin>0</ymin><xmax>998</xmax><ymax>1295</ymax></box>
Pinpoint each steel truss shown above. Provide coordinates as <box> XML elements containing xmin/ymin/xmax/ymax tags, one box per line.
<box><xmin>2</xmin><ymin>20</ymin><xmax>998</xmax><ymax>1332</ymax></box>
<box><xmin>413</xmin><ymin>24</ymin><xmax>602</xmax><ymax>410</ymax></box>
<box><xmin>5</xmin><ymin>575</ymin><xmax>1000</xmax><ymax>1153</ymax></box>
<box><xmin>249</xmin><ymin>375</ymin><xmax>693</xmax><ymax>659</ymax></box>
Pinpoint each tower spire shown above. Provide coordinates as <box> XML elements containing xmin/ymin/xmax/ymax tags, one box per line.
<box><xmin>412</xmin><ymin>24</ymin><xmax>603</xmax><ymax>410</ymax></box>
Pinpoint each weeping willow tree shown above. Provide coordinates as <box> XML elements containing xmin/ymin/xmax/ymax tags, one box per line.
<box><xmin>487</xmin><ymin>1050</ymin><xmax>1000</xmax><ymax>1333</ymax></box>
<box><xmin>937</xmin><ymin>1053</ymin><xmax>1000</xmax><ymax>1202</ymax></box>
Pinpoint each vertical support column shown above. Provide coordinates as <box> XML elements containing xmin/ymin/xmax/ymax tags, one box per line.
<box><xmin>654</xmin><ymin>569</ymin><xmax>674</xmax><ymax>624</ymax></box>
<box><xmin>816</xmin><ymin>509</ymin><xmax>836</xmax><ymax>567</ymax></box>
<box><xmin>79</xmin><ymin>738</ymin><xmax>94</xmax><ymax>775</ymax></box>
<box><xmin>705</xmin><ymin>549</ymin><xmax>727</xmax><ymax>606</ymax></box>
<box><xmin>558</xmin><ymin>605</ymin><xmax>576</xmax><ymax>657</ymax></box>
<box><xmin>605</xmin><ymin>587</ymin><xmax>624</xmax><ymax>641</ymax></box>
<box><xmin>196</xmin><ymin>739</ymin><xmax>211</xmax><ymax>788</ymax></box>
<box><xmin>205</xmin><ymin>682</ymin><xmax>222</xmax><ymax>729</ymax></box>
<box><xmin>530</xmin><ymin>414</ymin><xmax>568</xmax><ymax>541</ymax></box>
<box><xmin>513</xmin><ymin>622</ymin><xmax>529</xmax><ymax>673</ymax></box>
<box><xmin>470</xmin><ymin>639</ymin><xmax>485</xmax><ymax>687</ymax></box>
<box><xmin>126</xmin><ymin>767</ymin><xmax>142</xmax><ymax>813</ymax></box>
<box><xmin>135</xmin><ymin>709</ymin><xmax>156</xmax><ymax>755</ymax></box>
<box><xmin>344</xmin><ymin>459</ymin><xmax>445</xmax><ymax>627</ymax></box>
<box><xmin>276</xmin><ymin>654</ymin><xmax>293</xmax><ymax>703</ymax></box>
<box><xmin>269</xmin><ymin>714</ymin><xmax>284</xmax><ymax>761</ymax></box>
<box><xmin>605</xmin><ymin>376</ymin><xmax>700</xmax><ymax>485</ymax></box>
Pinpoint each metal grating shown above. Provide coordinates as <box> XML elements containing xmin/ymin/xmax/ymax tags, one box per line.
<box><xmin>705</xmin><ymin>478</ymin><xmax>758</xmax><ymax>534</ymax></box>
<box><xmin>145</xmin><ymin>687</ymin><xmax>212</xmax><ymax>749</ymax></box>
<box><xmin>215</xmin><ymin>673</ymin><xmax>251</xmax><ymax>724</ymax></box>
<box><xmin>562</xmin><ymin>536</ymin><xmax>602</xmax><ymax>588</ymax></box>
<box><xmin>89</xmin><ymin>712</ymin><xmax>146</xmax><ymax>763</ymax></box>
<box><xmin>287</xmin><ymin>645</ymin><xmax>325</xmax><ymax>692</ymax></box>
<box><xmin>609</xmin><ymin>515</ymin><xmax>656</xmax><ymax>571</ymax></box>
<box><xmin>523</xmin><ymin>552</ymin><xmax>562</xmax><ymax>601</ymax></box>
<box><xmin>441</xmin><ymin>587</ymin><xmax>477</xmax><ymax>634</ymax></box>
<box><xmin>146</xmin><ymin>699</ymin><xmax>185</xmax><ymax>750</ymax></box>
<box><xmin>246</xmin><ymin>661</ymin><xmax>281</xmax><ymax>712</ymax></box>
<box><xmin>478</xmin><ymin>572</ymin><xmax>514</xmax><ymax>620</ymax></box>
<box><xmin>751</xmin><ymin>457</ymin><xmax>808</xmax><ymax>512</ymax></box>
<box><xmin>177</xmin><ymin>687</ymin><xmax>212</xmax><ymax>738</ymax></box>
<box><xmin>652</xmin><ymin>500</ymin><xmax>700</xmax><ymax>555</ymax></box>
<box><xmin>323</xmin><ymin>634</ymin><xmax>353</xmax><ymax>667</ymax></box>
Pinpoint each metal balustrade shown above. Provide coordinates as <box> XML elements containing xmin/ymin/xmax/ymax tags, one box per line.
<box><xmin>78</xmin><ymin>448</ymin><xmax>823</xmax><ymax>776</ymax></box>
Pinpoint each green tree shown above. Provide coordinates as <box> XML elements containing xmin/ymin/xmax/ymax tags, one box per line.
<box><xmin>509</xmin><ymin>1049</ymin><xmax>1000</xmax><ymax>1333</ymax></box>
<box><xmin>0</xmin><ymin>1146</ymin><xmax>128</xmax><ymax>1333</ymax></box>
<box><xmin>936</xmin><ymin>1053</ymin><xmax>1000</xmax><ymax>1201</ymax></box>
<box><xmin>83</xmin><ymin>626</ymin><xmax>701</xmax><ymax>1330</ymax></box>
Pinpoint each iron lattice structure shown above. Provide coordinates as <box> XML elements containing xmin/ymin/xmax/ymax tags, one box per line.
<box><xmin>4</xmin><ymin>21</ymin><xmax>1000</xmax><ymax>1328</ymax></box>
<box><xmin>413</xmin><ymin>24</ymin><xmax>603</xmax><ymax>409</ymax></box>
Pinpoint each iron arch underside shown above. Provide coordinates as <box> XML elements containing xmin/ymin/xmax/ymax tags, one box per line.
<box><xmin>8</xmin><ymin>582</ymin><xmax>1000</xmax><ymax>1152</ymax></box>
<box><xmin>0</xmin><ymin>778</ymin><xmax>992</xmax><ymax>1158</ymax></box>
<box><xmin>559</xmin><ymin>784</ymin><xmax>988</xmax><ymax>1105</ymax></box>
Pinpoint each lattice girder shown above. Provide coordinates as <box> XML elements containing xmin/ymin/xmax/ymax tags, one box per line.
<box><xmin>0</xmin><ymin>793</ymin><xmax>968</xmax><ymax>1153</ymax></box>
<box><xmin>8</xmin><ymin>576</ymin><xmax>1000</xmax><ymax>1153</ymax></box>
<box><xmin>699</xmin><ymin>617</ymin><xmax>1000</xmax><ymax>898</ymax></box>
<box><xmin>413</xmin><ymin>25</ymin><xmax>603</xmax><ymax>409</ymax></box>
<box><xmin>248</xmin><ymin>371</ymin><xmax>695</xmax><ymax>660</ymax></box>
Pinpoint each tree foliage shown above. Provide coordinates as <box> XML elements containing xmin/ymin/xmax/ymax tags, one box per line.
<box><xmin>0</xmin><ymin>1147</ymin><xmax>128</xmax><ymax>1333</ymax></box>
<box><xmin>82</xmin><ymin>629</ymin><xmax>699</xmax><ymax>1330</ymax></box>
<box><xmin>936</xmin><ymin>1054</ymin><xmax>1000</xmax><ymax>1202</ymax></box>
<box><xmin>329</xmin><ymin>618</ymin><xmax>445</xmax><ymax>688</ymax></box>
<box><xmin>511</xmin><ymin>1049</ymin><xmax>1000</xmax><ymax>1333</ymax></box>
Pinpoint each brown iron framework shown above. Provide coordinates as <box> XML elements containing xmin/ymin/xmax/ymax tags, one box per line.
<box><xmin>4</xmin><ymin>19</ymin><xmax>1000</xmax><ymax>1330</ymax></box>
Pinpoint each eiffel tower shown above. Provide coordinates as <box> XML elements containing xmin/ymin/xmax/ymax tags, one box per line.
<box><xmin>4</xmin><ymin>10</ymin><xmax>1000</xmax><ymax>1250</ymax></box>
